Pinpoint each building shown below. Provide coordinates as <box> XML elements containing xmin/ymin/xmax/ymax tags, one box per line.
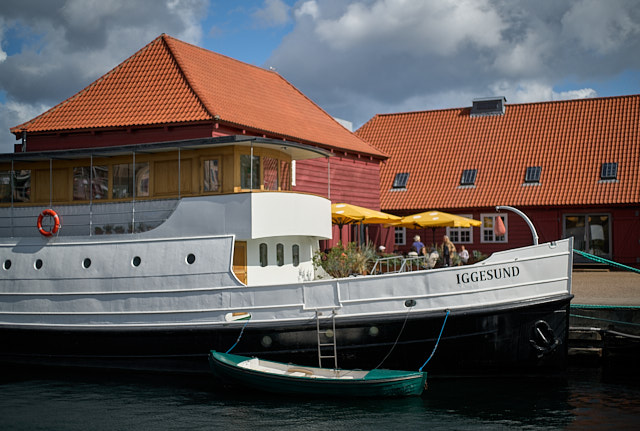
<box><xmin>356</xmin><ymin>95</ymin><xmax>640</xmax><ymax>268</ymax></box>
<box><xmin>8</xmin><ymin>34</ymin><xmax>386</xmax><ymax>247</ymax></box>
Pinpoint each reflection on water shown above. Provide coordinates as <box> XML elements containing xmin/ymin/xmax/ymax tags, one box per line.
<box><xmin>1</xmin><ymin>368</ymin><xmax>638</xmax><ymax>430</ymax></box>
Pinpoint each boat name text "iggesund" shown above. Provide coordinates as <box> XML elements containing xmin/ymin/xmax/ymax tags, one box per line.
<box><xmin>456</xmin><ymin>265</ymin><xmax>520</xmax><ymax>284</ymax></box>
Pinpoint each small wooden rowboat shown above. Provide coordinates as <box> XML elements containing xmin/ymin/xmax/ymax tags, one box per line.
<box><xmin>208</xmin><ymin>351</ymin><xmax>427</xmax><ymax>397</ymax></box>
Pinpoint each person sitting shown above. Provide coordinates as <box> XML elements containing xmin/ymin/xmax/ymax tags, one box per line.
<box><xmin>459</xmin><ymin>245</ymin><xmax>469</xmax><ymax>264</ymax></box>
<box><xmin>411</xmin><ymin>235</ymin><xmax>425</xmax><ymax>255</ymax></box>
<box><xmin>427</xmin><ymin>247</ymin><xmax>439</xmax><ymax>269</ymax></box>
<box><xmin>407</xmin><ymin>246</ymin><xmax>418</xmax><ymax>257</ymax></box>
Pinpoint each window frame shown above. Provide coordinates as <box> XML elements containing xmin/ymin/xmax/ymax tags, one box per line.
<box><xmin>460</xmin><ymin>169</ymin><xmax>477</xmax><ymax>186</ymax></box>
<box><xmin>524</xmin><ymin>166</ymin><xmax>542</xmax><ymax>184</ymax></box>
<box><xmin>394</xmin><ymin>227</ymin><xmax>406</xmax><ymax>246</ymax></box>
<box><xmin>600</xmin><ymin>162</ymin><xmax>618</xmax><ymax>180</ymax></box>
<box><xmin>480</xmin><ymin>213</ymin><xmax>508</xmax><ymax>243</ymax></box>
<box><xmin>392</xmin><ymin>172</ymin><xmax>409</xmax><ymax>189</ymax></box>
<box><xmin>446</xmin><ymin>214</ymin><xmax>473</xmax><ymax>244</ymax></box>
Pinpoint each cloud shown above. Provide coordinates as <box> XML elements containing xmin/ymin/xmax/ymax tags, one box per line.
<box><xmin>268</xmin><ymin>0</ymin><xmax>640</xmax><ymax>128</ymax></box>
<box><xmin>0</xmin><ymin>0</ymin><xmax>207</xmax><ymax>153</ymax></box>
<box><xmin>252</xmin><ymin>0</ymin><xmax>290</xmax><ymax>28</ymax></box>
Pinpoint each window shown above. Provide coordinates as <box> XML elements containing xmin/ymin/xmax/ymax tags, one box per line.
<box><xmin>600</xmin><ymin>163</ymin><xmax>618</xmax><ymax>180</ymax></box>
<box><xmin>112</xmin><ymin>162</ymin><xmax>149</xmax><ymax>199</ymax></box>
<box><xmin>481</xmin><ymin>214</ymin><xmax>507</xmax><ymax>243</ymax></box>
<box><xmin>564</xmin><ymin>214</ymin><xmax>610</xmax><ymax>258</ymax></box>
<box><xmin>392</xmin><ymin>173</ymin><xmax>409</xmax><ymax>189</ymax></box>
<box><xmin>280</xmin><ymin>160</ymin><xmax>291</xmax><ymax>191</ymax></box>
<box><xmin>263</xmin><ymin>157</ymin><xmax>279</xmax><ymax>190</ymax></box>
<box><xmin>240</xmin><ymin>155</ymin><xmax>260</xmax><ymax>190</ymax></box>
<box><xmin>447</xmin><ymin>214</ymin><xmax>473</xmax><ymax>243</ymax></box>
<box><xmin>203</xmin><ymin>159</ymin><xmax>220</xmax><ymax>192</ymax></box>
<box><xmin>0</xmin><ymin>170</ymin><xmax>31</xmax><ymax>203</ymax></box>
<box><xmin>394</xmin><ymin>227</ymin><xmax>406</xmax><ymax>245</ymax></box>
<box><xmin>524</xmin><ymin>166</ymin><xmax>542</xmax><ymax>184</ymax></box>
<box><xmin>460</xmin><ymin>169</ymin><xmax>477</xmax><ymax>186</ymax></box>
<box><xmin>292</xmin><ymin>244</ymin><xmax>300</xmax><ymax>267</ymax></box>
<box><xmin>73</xmin><ymin>166</ymin><xmax>108</xmax><ymax>200</ymax></box>
<box><xmin>276</xmin><ymin>243</ymin><xmax>284</xmax><ymax>266</ymax></box>
<box><xmin>259</xmin><ymin>243</ymin><xmax>268</xmax><ymax>267</ymax></box>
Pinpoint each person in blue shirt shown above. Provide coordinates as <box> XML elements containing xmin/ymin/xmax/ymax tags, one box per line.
<box><xmin>411</xmin><ymin>235</ymin><xmax>425</xmax><ymax>255</ymax></box>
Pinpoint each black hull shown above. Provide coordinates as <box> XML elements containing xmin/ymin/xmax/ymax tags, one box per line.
<box><xmin>0</xmin><ymin>296</ymin><xmax>571</xmax><ymax>376</ymax></box>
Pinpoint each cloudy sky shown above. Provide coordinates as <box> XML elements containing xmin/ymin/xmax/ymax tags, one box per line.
<box><xmin>1</xmin><ymin>0</ymin><xmax>639</xmax><ymax>153</ymax></box>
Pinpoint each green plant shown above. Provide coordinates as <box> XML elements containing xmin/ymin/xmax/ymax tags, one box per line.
<box><xmin>313</xmin><ymin>241</ymin><xmax>377</xmax><ymax>278</ymax></box>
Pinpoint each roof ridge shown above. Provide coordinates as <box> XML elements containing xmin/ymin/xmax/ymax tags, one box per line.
<box><xmin>160</xmin><ymin>34</ymin><xmax>215</xmax><ymax>119</ymax></box>
<box><xmin>10</xmin><ymin>35</ymin><xmax>166</xmax><ymax>134</ymax></box>
<box><xmin>369</xmin><ymin>93</ymin><xmax>640</xmax><ymax>120</ymax></box>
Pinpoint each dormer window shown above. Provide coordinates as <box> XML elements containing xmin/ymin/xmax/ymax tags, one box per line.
<box><xmin>600</xmin><ymin>163</ymin><xmax>618</xmax><ymax>180</ymax></box>
<box><xmin>524</xmin><ymin>166</ymin><xmax>542</xmax><ymax>183</ymax></box>
<box><xmin>470</xmin><ymin>97</ymin><xmax>506</xmax><ymax>117</ymax></box>
<box><xmin>392</xmin><ymin>172</ymin><xmax>409</xmax><ymax>189</ymax></box>
<box><xmin>460</xmin><ymin>169</ymin><xmax>477</xmax><ymax>186</ymax></box>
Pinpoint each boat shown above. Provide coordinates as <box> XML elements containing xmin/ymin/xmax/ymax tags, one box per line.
<box><xmin>0</xmin><ymin>135</ymin><xmax>573</xmax><ymax>375</ymax></box>
<box><xmin>208</xmin><ymin>351</ymin><xmax>427</xmax><ymax>397</ymax></box>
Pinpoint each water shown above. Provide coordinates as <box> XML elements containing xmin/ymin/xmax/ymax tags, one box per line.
<box><xmin>1</xmin><ymin>368</ymin><xmax>638</xmax><ymax>430</ymax></box>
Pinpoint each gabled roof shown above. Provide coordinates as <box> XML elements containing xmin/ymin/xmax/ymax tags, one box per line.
<box><xmin>356</xmin><ymin>95</ymin><xmax>640</xmax><ymax>211</ymax></box>
<box><xmin>11</xmin><ymin>34</ymin><xmax>384</xmax><ymax>158</ymax></box>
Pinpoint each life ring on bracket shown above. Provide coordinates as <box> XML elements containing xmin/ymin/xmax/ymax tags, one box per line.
<box><xmin>37</xmin><ymin>209</ymin><xmax>61</xmax><ymax>237</ymax></box>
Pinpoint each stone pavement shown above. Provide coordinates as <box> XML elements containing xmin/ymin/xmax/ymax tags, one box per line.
<box><xmin>571</xmin><ymin>270</ymin><xmax>640</xmax><ymax>306</ymax></box>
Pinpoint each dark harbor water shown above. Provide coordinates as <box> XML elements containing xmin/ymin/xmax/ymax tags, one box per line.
<box><xmin>1</xmin><ymin>367</ymin><xmax>638</xmax><ymax>430</ymax></box>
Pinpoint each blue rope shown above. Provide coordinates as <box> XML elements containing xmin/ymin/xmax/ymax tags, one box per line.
<box><xmin>419</xmin><ymin>309</ymin><xmax>450</xmax><ymax>372</ymax></box>
<box><xmin>226</xmin><ymin>317</ymin><xmax>251</xmax><ymax>353</ymax></box>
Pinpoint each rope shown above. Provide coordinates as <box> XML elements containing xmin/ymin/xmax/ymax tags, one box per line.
<box><xmin>225</xmin><ymin>317</ymin><xmax>251</xmax><ymax>353</ymax></box>
<box><xmin>573</xmin><ymin>249</ymin><xmax>640</xmax><ymax>274</ymax></box>
<box><xmin>570</xmin><ymin>313</ymin><xmax>640</xmax><ymax>328</ymax></box>
<box><xmin>372</xmin><ymin>306</ymin><xmax>412</xmax><ymax>370</ymax></box>
<box><xmin>419</xmin><ymin>309</ymin><xmax>450</xmax><ymax>372</ymax></box>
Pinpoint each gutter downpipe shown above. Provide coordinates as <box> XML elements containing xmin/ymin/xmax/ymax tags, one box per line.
<box><xmin>495</xmin><ymin>205</ymin><xmax>538</xmax><ymax>245</ymax></box>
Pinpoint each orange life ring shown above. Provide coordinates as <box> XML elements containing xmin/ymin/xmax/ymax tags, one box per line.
<box><xmin>37</xmin><ymin>209</ymin><xmax>61</xmax><ymax>237</ymax></box>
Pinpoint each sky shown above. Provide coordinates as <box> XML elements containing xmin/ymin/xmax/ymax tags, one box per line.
<box><xmin>1</xmin><ymin>0</ymin><xmax>639</xmax><ymax>153</ymax></box>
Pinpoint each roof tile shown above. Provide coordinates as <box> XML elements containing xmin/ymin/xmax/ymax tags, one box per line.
<box><xmin>12</xmin><ymin>35</ymin><xmax>383</xmax><ymax>158</ymax></box>
<box><xmin>356</xmin><ymin>95</ymin><xmax>640</xmax><ymax>209</ymax></box>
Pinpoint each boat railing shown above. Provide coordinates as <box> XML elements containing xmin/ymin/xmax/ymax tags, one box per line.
<box><xmin>0</xmin><ymin>198</ymin><xmax>179</xmax><ymax>237</ymax></box>
<box><xmin>371</xmin><ymin>255</ymin><xmax>430</xmax><ymax>275</ymax></box>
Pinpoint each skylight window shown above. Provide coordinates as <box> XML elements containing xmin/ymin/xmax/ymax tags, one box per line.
<box><xmin>470</xmin><ymin>97</ymin><xmax>506</xmax><ymax>117</ymax></box>
<box><xmin>524</xmin><ymin>166</ymin><xmax>542</xmax><ymax>183</ymax></box>
<box><xmin>600</xmin><ymin>163</ymin><xmax>618</xmax><ymax>180</ymax></box>
<box><xmin>460</xmin><ymin>169</ymin><xmax>477</xmax><ymax>186</ymax></box>
<box><xmin>392</xmin><ymin>172</ymin><xmax>409</xmax><ymax>189</ymax></box>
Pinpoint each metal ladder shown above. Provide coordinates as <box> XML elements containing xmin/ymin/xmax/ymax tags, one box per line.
<box><xmin>315</xmin><ymin>309</ymin><xmax>338</xmax><ymax>369</ymax></box>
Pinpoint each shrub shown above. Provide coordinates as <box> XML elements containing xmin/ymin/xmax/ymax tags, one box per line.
<box><xmin>313</xmin><ymin>241</ymin><xmax>377</xmax><ymax>278</ymax></box>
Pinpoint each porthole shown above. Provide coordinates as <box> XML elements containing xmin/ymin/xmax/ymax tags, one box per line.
<box><xmin>3</xmin><ymin>260</ymin><xmax>11</xmax><ymax>270</ymax></box>
<box><xmin>186</xmin><ymin>253</ymin><xmax>196</xmax><ymax>265</ymax></box>
<box><xmin>35</xmin><ymin>259</ymin><xmax>43</xmax><ymax>270</ymax></box>
<box><xmin>132</xmin><ymin>256</ymin><xmax>141</xmax><ymax>267</ymax></box>
<box><xmin>82</xmin><ymin>258</ymin><xmax>92</xmax><ymax>269</ymax></box>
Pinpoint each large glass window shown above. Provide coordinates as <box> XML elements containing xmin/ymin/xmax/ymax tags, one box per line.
<box><xmin>240</xmin><ymin>155</ymin><xmax>260</xmax><ymax>190</ymax></box>
<box><xmin>280</xmin><ymin>160</ymin><xmax>291</xmax><ymax>191</ymax></box>
<box><xmin>263</xmin><ymin>157</ymin><xmax>279</xmax><ymax>191</ymax></box>
<box><xmin>112</xmin><ymin>162</ymin><xmax>149</xmax><ymax>199</ymax></box>
<box><xmin>564</xmin><ymin>214</ymin><xmax>610</xmax><ymax>258</ymax></box>
<box><xmin>0</xmin><ymin>170</ymin><xmax>31</xmax><ymax>203</ymax></box>
<box><xmin>203</xmin><ymin>159</ymin><xmax>220</xmax><ymax>192</ymax></box>
<box><xmin>481</xmin><ymin>214</ymin><xmax>507</xmax><ymax>243</ymax></box>
<box><xmin>73</xmin><ymin>166</ymin><xmax>108</xmax><ymax>200</ymax></box>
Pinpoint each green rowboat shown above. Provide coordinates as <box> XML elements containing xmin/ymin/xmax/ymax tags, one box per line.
<box><xmin>208</xmin><ymin>351</ymin><xmax>427</xmax><ymax>397</ymax></box>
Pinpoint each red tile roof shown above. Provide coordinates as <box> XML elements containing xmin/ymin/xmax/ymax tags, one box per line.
<box><xmin>356</xmin><ymin>95</ymin><xmax>640</xmax><ymax>210</ymax></box>
<box><xmin>11</xmin><ymin>34</ymin><xmax>384</xmax><ymax>158</ymax></box>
